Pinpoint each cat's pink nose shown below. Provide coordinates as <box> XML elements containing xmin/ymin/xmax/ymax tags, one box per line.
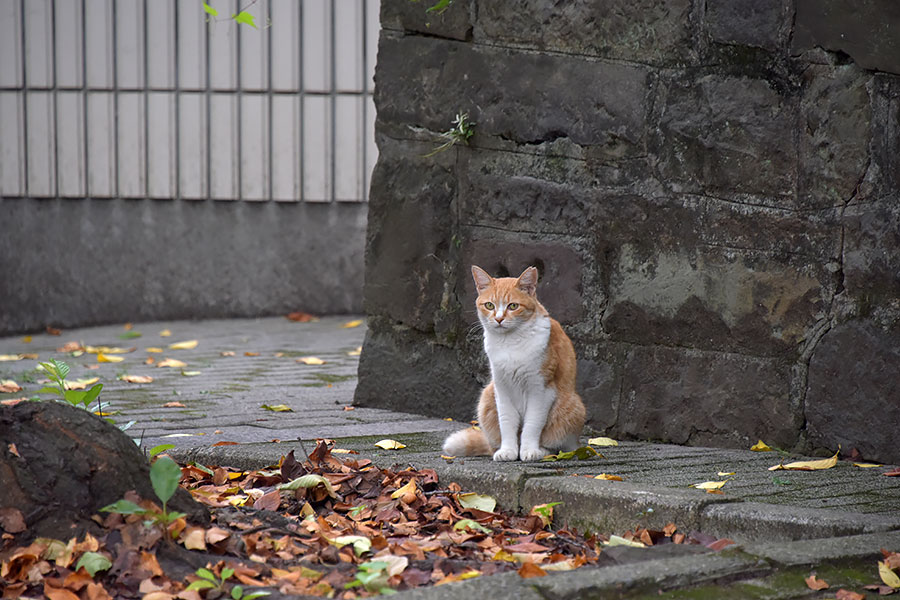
<box><xmin>495</xmin><ymin>316</ymin><xmax>504</xmax><ymax>324</ymax></box>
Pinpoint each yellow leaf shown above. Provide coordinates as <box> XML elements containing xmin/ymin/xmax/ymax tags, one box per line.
<box><xmin>0</xmin><ymin>355</ymin><xmax>23</xmax><ymax>361</ymax></box>
<box><xmin>296</xmin><ymin>356</ymin><xmax>325</xmax><ymax>365</ymax></box>
<box><xmin>180</xmin><ymin>526</ymin><xmax>207</xmax><ymax>551</ymax></box>
<box><xmin>0</xmin><ymin>379</ymin><xmax>22</xmax><ymax>393</ymax></box>
<box><xmin>880</xmin><ymin>561</ymin><xmax>900</xmax><ymax>589</ymax></box>
<box><xmin>457</xmin><ymin>492</ymin><xmax>496</xmax><ymax>513</ymax></box>
<box><xmin>120</xmin><ymin>374</ymin><xmax>154</xmax><ymax>383</ymax></box>
<box><xmin>22</xmin><ymin>336</ymin><xmax>32</xmax><ymax>343</ymax></box>
<box><xmin>717</xmin><ymin>471</ymin><xmax>736</xmax><ymax>477</ymax></box>
<box><xmin>391</xmin><ymin>479</ymin><xmax>418</xmax><ymax>503</ymax></box>
<box><xmin>157</xmin><ymin>358</ymin><xmax>187</xmax><ymax>368</ymax></box>
<box><xmin>375</xmin><ymin>439</ymin><xmax>406</xmax><ymax>450</ymax></box>
<box><xmin>768</xmin><ymin>450</ymin><xmax>839</xmax><ymax>471</ymax></box>
<box><xmin>587</xmin><ymin>437</ymin><xmax>619</xmax><ymax>447</ymax></box>
<box><xmin>329</xmin><ymin>535</ymin><xmax>371</xmax><ymax>556</ymax></box>
<box><xmin>97</xmin><ymin>352</ymin><xmax>124</xmax><ymax>363</ymax></box>
<box><xmin>65</xmin><ymin>377</ymin><xmax>99</xmax><ymax>390</ymax></box>
<box><xmin>692</xmin><ymin>480</ymin><xmax>728</xmax><ymax>490</ymax></box>
<box><xmin>85</xmin><ymin>345</ymin><xmax>132</xmax><ymax>354</ymax></box>
<box><xmin>261</xmin><ymin>404</ymin><xmax>293</xmax><ymax>412</ymax></box>
<box><xmin>347</xmin><ymin>346</ymin><xmax>362</xmax><ymax>356</ymax></box>
<box><xmin>168</xmin><ymin>340</ymin><xmax>198</xmax><ymax>350</ymax></box>
<box><xmin>751</xmin><ymin>440</ymin><xmax>772</xmax><ymax>452</ymax></box>
<box><xmin>853</xmin><ymin>463</ymin><xmax>883</xmax><ymax>468</ymax></box>
<box><xmin>159</xmin><ymin>329</ymin><xmax>172</xmax><ymax>337</ymax></box>
<box><xmin>146</xmin><ymin>347</ymin><xmax>164</xmax><ymax>353</ymax></box>
<box><xmin>594</xmin><ymin>473</ymin><xmax>623</xmax><ymax>481</ymax></box>
<box><xmin>181</xmin><ymin>370</ymin><xmax>202</xmax><ymax>377</ymax></box>
<box><xmin>605</xmin><ymin>535</ymin><xmax>646</xmax><ymax>548</ymax></box>
<box><xmin>441</xmin><ymin>454</ymin><xmax>456</xmax><ymax>461</ymax></box>
<box><xmin>342</xmin><ymin>319</ymin><xmax>363</xmax><ymax>328</ymax></box>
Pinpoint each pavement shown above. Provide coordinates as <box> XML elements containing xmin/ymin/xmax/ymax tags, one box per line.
<box><xmin>2</xmin><ymin>316</ymin><xmax>900</xmax><ymax>599</ymax></box>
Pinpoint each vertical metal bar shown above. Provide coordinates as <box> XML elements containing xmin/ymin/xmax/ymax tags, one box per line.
<box><xmin>20</xmin><ymin>0</ymin><xmax>28</xmax><ymax>198</ymax></box>
<box><xmin>329</xmin><ymin>0</ymin><xmax>336</xmax><ymax>203</ymax></box>
<box><xmin>82</xmin><ymin>0</ymin><xmax>89</xmax><ymax>198</ymax></box>
<box><xmin>143</xmin><ymin>0</ymin><xmax>149</xmax><ymax>199</ymax></box>
<box><xmin>174</xmin><ymin>0</ymin><xmax>181</xmax><ymax>201</ymax></box>
<box><xmin>236</xmin><ymin>0</ymin><xmax>243</xmax><ymax>202</ymax></box>
<box><xmin>204</xmin><ymin>0</ymin><xmax>211</xmax><ymax>200</ymax></box>
<box><xmin>360</xmin><ymin>0</ymin><xmax>367</xmax><ymax>203</ymax></box>
<box><xmin>112</xmin><ymin>0</ymin><xmax>119</xmax><ymax>199</ymax></box>
<box><xmin>298</xmin><ymin>0</ymin><xmax>304</xmax><ymax>202</ymax></box>
<box><xmin>51</xmin><ymin>0</ymin><xmax>59</xmax><ymax>199</ymax></box>
<box><xmin>267</xmin><ymin>0</ymin><xmax>273</xmax><ymax>201</ymax></box>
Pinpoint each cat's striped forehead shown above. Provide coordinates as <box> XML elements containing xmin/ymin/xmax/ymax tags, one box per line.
<box><xmin>477</xmin><ymin>277</ymin><xmax>536</xmax><ymax>305</ymax></box>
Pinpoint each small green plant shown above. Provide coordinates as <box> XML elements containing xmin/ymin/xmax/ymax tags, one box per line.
<box><xmin>344</xmin><ymin>561</ymin><xmax>396</xmax><ymax>595</ymax></box>
<box><xmin>186</xmin><ymin>566</ymin><xmax>271</xmax><ymax>599</ymax></box>
<box><xmin>423</xmin><ymin>111</ymin><xmax>475</xmax><ymax>157</ymax></box>
<box><xmin>37</xmin><ymin>358</ymin><xmax>103</xmax><ymax>411</ymax></box>
<box><xmin>100</xmin><ymin>456</ymin><xmax>187</xmax><ymax>532</ymax></box>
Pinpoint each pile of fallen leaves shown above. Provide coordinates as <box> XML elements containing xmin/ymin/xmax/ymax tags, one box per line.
<box><xmin>2</xmin><ymin>440</ymin><xmax>738</xmax><ymax>599</ymax></box>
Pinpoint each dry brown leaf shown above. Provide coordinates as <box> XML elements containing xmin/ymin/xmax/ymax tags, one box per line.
<box><xmin>805</xmin><ymin>574</ymin><xmax>829</xmax><ymax>590</ymax></box>
<box><xmin>120</xmin><ymin>374</ymin><xmax>153</xmax><ymax>384</ymax></box>
<box><xmin>0</xmin><ymin>380</ymin><xmax>22</xmax><ymax>393</ymax></box>
<box><xmin>517</xmin><ymin>562</ymin><xmax>547</xmax><ymax>579</ymax></box>
<box><xmin>835</xmin><ymin>590</ymin><xmax>866</xmax><ymax>600</ymax></box>
<box><xmin>287</xmin><ymin>311</ymin><xmax>318</xmax><ymax>322</ymax></box>
<box><xmin>162</xmin><ymin>401</ymin><xmax>186</xmax><ymax>408</ymax></box>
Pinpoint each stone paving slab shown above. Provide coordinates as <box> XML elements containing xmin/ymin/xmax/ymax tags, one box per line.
<box><xmin>3</xmin><ymin>317</ymin><xmax>900</xmax><ymax>598</ymax></box>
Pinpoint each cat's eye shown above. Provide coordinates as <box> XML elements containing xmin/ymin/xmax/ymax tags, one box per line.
<box><xmin>508</xmin><ymin>303</ymin><xmax>519</xmax><ymax>310</ymax></box>
<box><xmin>483</xmin><ymin>302</ymin><xmax>495</xmax><ymax>310</ymax></box>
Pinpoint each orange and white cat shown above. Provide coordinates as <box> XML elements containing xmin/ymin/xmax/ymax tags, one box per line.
<box><xmin>443</xmin><ymin>265</ymin><xmax>586</xmax><ymax>461</ymax></box>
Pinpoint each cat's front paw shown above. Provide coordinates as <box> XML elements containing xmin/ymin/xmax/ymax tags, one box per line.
<box><xmin>493</xmin><ymin>447</ymin><xmax>519</xmax><ymax>462</ymax></box>
<box><xmin>519</xmin><ymin>447</ymin><xmax>550</xmax><ymax>462</ymax></box>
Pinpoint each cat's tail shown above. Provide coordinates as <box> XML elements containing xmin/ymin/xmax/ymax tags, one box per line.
<box><xmin>443</xmin><ymin>428</ymin><xmax>492</xmax><ymax>456</ymax></box>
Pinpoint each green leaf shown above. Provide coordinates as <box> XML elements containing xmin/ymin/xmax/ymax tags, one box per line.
<box><xmin>232</xmin><ymin>10</ymin><xmax>257</xmax><ymax>28</ymax></box>
<box><xmin>50</xmin><ymin>358</ymin><xmax>70</xmax><ymax>380</ymax></box>
<box><xmin>541</xmin><ymin>446</ymin><xmax>601</xmax><ymax>462</ymax></box>
<box><xmin>359</xmin><ymin>561</ymin><xmax>389</xmax><ymax>573</ymax></box>
<box><xmin>243</xmin><ymin>593</ymin><xmax>271</xmax><ymax>600</ymax></box>
<box><xmin>149</xmin><ymin>443</ymin><xmax>175</xmax><ymax>458</ymax></box>
<box><xmin>99</xmin><ymin>499</ymin><xmax>147</xmax><ymax>515</ymax></box>
<box><xmin>150</xmin><ymin>456</ymin><xmax>182</xmax><ymax>505</ymax></box>
<box><xmin>221</xmin><ymin>567</ymin><xmax>235</xmax><ymax>580</ymax></box>
<box><xmin>64</xmin><ymin>389</ymin><xmax>87</xmax><ymax>407</ymax></box>
<box><xmin>196</xmin><ymin>567</ymin><xmax>218</xmax><ymax>581</ymax></box>
<box><xmin>161</xmin><ymin>510</ymin><xmax>187</xmax><ymax>525</ymax></box>
<box><xmin>36</xmin><ymin>385</ymin><xmax>63</xmax><ymax>396</ymax></box>
<box><xmin>426</xmin><ymin>0</ymin><xmax>452</xmax><ymax>14</ymax></box>
<box><xmin>202</xmin><ymin>2</ymin><xmax>218</xmax><ymax>16</ymax></box>
<box><xmin>453</xmin><ymin>518</ymin><xmax>491</xmax><ymax>533</ymax></box>
<box><xmin>75</xmin><ymin>551</ymin><xmax>111</xmax><ymax>576</ymax></box>
<box><xmin>186</xmin><ymin>580</ymin><xmax>218</xmax><ymax>591</ymax></box>
<box><xmin>83</xmin><ymin>383</ymin><xmax>103</xmax><ymax>405</ymax></box>
<box><xmin>118</xmin><ymin>331</ymin><xmax>142</xmax><ymax>339</ymax></box>
<box><xmin>278</xmin><ymin>474</ymin><xmax>336</xmax><ymax>497</ymax></box>
<box><xmin>231</xmin><ymin>585</ymin><xmax>243</xmax><ymax>600</ymax></box>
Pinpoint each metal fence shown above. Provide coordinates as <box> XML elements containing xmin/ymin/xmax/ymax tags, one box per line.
<box><xmin>0</xmin><ymin>0</ymin><xmax>378</xmax><ymax>203</ymax></box>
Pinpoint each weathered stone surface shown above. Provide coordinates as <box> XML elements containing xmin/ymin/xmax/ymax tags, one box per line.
<box><xmin>652</xmin><ymin>74</ymin><xmax>797</xmax><ymax>202</ymax></box>
<box><xmin>806</xmin><ymin>320</ymin><xmax>900</xmax><ymax>464</ymax></box>
<box><xmin>354</xmin><ymin>320</ymin><xmax>482</xmax><ymax>422</ymax></box>
<box><xmin>577</xmin><ymin>356</ymin><xmax>619</xmax><ymax>433</ymax></box>
<box><xmin>616</xmin><ymin>346</ymin><xmax>796</xmax><ymax>449</ymax></box>
<box><xmin>602</xmin><ymin>246</ymin><xmax>827</xmax><ymax>357</ymax></box>
<box><xmin>799</xmin><ymin>65</ymin><xmax>872</xmax><ymax>208</ymax></box>
<box><xmin>375</xmin><ymin>33</ymin><xmax>651</xmax><ymax>147</ymax></box>
<box><xmin>381</xmin><ymin>0</ymin><xmax>473</xmax><ymax>41</ymax></box>
<box><xmin>706</xmin><ymin>0</ymin><xmax>786</xmax><ymax>50</ymax></box>
<box><xmin>842</xmin><ymin>197</ymin><xmax>900</xmax><ymax>301</ymax></box>
<box><xmin>475</xmin><ymin>0</ymin><xmax>695</xmax><ymax>65</ymax></box>
<box><xmin>793</xmin><ymin>0</ymin><xmax>900</xmax><ymax>76</ymax></box>
<box><xmin>364</xmin><ymin>137</ymin><xmax>456</xmax><ymax>332</ymax></box>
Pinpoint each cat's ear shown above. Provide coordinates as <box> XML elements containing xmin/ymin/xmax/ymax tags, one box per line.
<box><xmin>471</xmin><ymin>265</ymin><xmax>493</xmax><ymax>292</ymax></box>
<box><xmin>516</xmin><ymin>266</ymin><xmax>539</xmax><ymax>296</ymax></box>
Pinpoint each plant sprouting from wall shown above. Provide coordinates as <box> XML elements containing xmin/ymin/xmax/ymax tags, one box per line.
<box><xmin>424</xmin><ymin>111</ymin><xmax>476</xmax><ymax>157</ymax></box>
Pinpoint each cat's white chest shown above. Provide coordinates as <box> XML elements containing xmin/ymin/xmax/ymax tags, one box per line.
<box><xmin>484</xmin><ymin>316</ymin><xmax>551</xmax><ymax>395</ymax></box>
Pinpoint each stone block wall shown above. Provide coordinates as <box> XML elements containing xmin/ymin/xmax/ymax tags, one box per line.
<box><xmin>355</xmin><ymin>0</ymin><xmax>900</xmax><ymax>463</ymax></box>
